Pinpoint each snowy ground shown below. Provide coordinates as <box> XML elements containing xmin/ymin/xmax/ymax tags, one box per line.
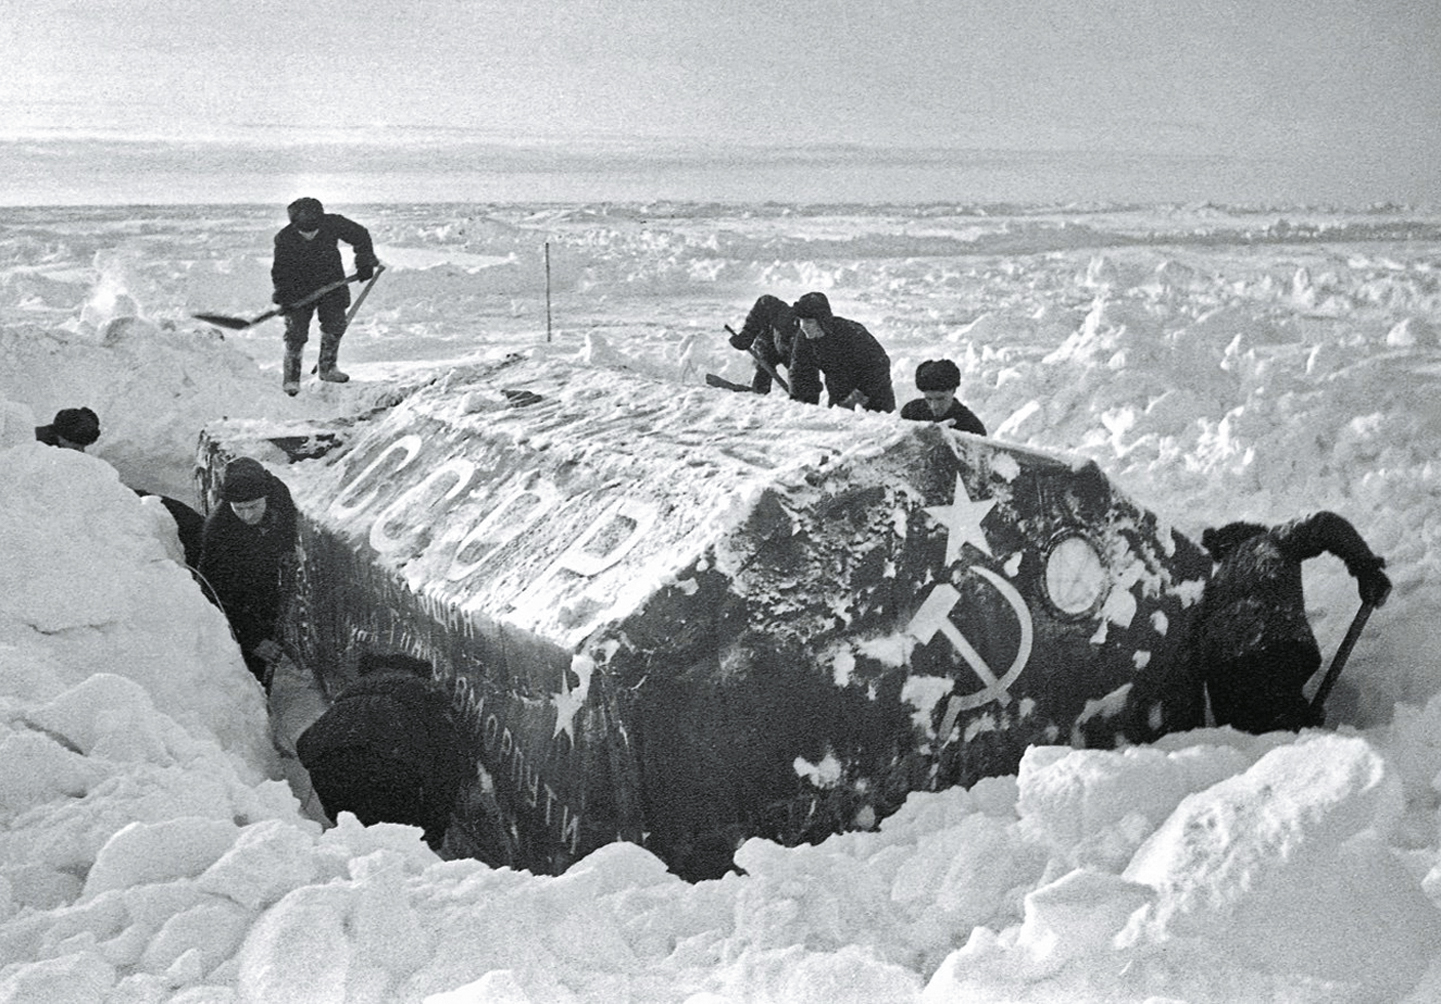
<box><xmin>2</xmin><ymin>201</ymin><xmax>1441</xmax><ymax>1002</ymax></box>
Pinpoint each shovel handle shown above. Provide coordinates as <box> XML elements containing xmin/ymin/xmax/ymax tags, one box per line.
<box><xmin>194</xmin><ymin>273</ymin><xmax>364</xmax><ymax>330</ymax></box>
<box><xmin>725</xmin><ymin>324</ymin><xmax>793</xmax><ymax>396</ymax></box>
<box><xmin>342</xmin><ymin>264</ymin><xmax>385</xmax><ymax>328</ymax></box>
<box><xmin>268</xmin><ymin>273</ymin><xmax>362</xmax><ymax>319</ymax></box>
<box><xmin>1310</xmin><ymin>601</ymin><xmax>1375</xmax><ymax>713</ymax></box>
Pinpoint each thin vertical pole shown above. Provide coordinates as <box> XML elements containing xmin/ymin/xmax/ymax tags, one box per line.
<box><xmin>544</xmin><ymin>242</ymin><xmax>553</xmax><ymax>343</ymax></box>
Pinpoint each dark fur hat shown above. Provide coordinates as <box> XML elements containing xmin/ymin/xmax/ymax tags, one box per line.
<box><xmin>915</xmin><ymin>359</ymin><xmax>961</xmax><ymax>391</ymax></box>
<box><xmin>51</xmin><ymin>407</ymin><xmax>100</xmax><ymax>446</ymax></box>
<box><xmin>357</xmin><ymin>650</ymin><xmax>434</xmax><ymax>678</ymax></box>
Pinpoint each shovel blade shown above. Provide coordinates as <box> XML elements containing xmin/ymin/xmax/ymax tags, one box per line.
<box><xmin>192</xmin><ymin>313</ymin><xmax>254</xmax><ymax>330</ymax></box>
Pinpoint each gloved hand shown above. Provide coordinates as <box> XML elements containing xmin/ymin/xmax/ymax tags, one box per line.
<box><xmin>1354</xmin><ymin>555</ymin><xmax>1392</xmax><ymax>607</ymax></box>
<box><xmin>272</xmin><ymin>290</ymin><xmax>286</xmax><ymax>305</ymax></box>
<box><xmin>355</xmin><ymin>262</ymin><xmax>375</xmax><ymax>282</ymax></box>
<box><xmin>728</xmin><ymin>329</ymin><xmax>754</xmax><ymax>351</ymax></box>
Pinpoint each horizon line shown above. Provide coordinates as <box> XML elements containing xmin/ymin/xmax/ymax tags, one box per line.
<box><xmin>0</xmin><ymin>127</ymin><xmax>1268</xmax><ymax>165</ymax></box>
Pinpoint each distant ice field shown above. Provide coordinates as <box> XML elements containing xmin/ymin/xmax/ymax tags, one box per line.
<box><xmin>3</xmin><ymin>135</ymin><xmax>1427</xmax><ymax>207</ymax></box>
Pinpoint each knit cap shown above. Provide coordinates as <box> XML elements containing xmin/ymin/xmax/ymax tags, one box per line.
<box><xmin>220</xmin><ymin>457</ymin><xmax>270</xmax><ymax>502</ymax></box>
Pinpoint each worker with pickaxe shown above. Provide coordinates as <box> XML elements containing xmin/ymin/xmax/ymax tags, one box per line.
<box><xmin>1193</xmin><ymin>511</ymin><xmax>1392</xmax><ymax>734</ymax></box>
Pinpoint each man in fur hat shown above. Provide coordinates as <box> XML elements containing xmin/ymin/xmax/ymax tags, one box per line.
<box><xmin>297</xmin><ymin>651</ymin><xmax>473</xmax><ymax>853</ymax></box>
<box><xmin>901</xmin><ymin>359</ymin><xmax>986</xmax><ymax>435</ymax></box>
<box><xmin>34</xmin><ymin>407</ymin><xmax>100</xmax><ymax>451</ymax></box>
<box><xmin>271</xmin><ymin>197</ymin><xmax>379</xmax><ymax>396</ymax></box>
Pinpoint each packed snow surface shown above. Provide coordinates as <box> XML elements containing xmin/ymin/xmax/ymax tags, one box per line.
<box><xmin>2</xmin><ymin>201</ymin><xmax>1440</xmax><ymax>1002</ymax></box>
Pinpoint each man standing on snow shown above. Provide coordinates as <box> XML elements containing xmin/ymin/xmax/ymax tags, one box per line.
<box><xmin>1194</xmin><ymin>511</ymin><xmax>1391</xmax><ymax>734</ymax></box>
<box><xmin>198</xmin><ymin>457</ymin><xmax>298</xmax><ymax>690</ymax></box>
<box><xmin>271</xmin><ymin>197</ymin><xmax>379</xmax><ymax>396</ymax></box>
<box><xmin>788</xmin><ymin>292</ymin><xmax>896</xmax><ymax>413</ymax></box>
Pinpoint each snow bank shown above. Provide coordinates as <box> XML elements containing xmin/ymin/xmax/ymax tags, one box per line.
<box><xmin>0</xmin><ymin>444</ymin><xmax>273</xmax><ymax>772</ymax></box>
<box><xmin>927</xmin><ymin>737</ymin><xmax>1441</xmax><ymax>1003</ymax></box>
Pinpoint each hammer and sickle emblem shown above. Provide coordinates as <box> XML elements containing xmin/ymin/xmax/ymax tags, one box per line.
<box><xmin>907</xmin><ymin>566</ymin><xmax>1035</xmax><ymax>714</ymax></box>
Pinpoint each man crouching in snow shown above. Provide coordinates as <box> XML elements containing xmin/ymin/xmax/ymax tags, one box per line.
<box><xmin>296</xmin><ymin>651</ymin><xmax>472</xmax><ymax>853</ymax></box>
<box><xmin>1195</xmin><ymin>511</ymin><xmax>1392</xmax><ymax>734</ymax></box>
<box><xmin>788</xmin><ymin>291</ymin><xmax>896</xmax><ymax>413</ymax></box>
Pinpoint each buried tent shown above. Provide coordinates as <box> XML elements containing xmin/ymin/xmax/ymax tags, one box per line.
<box><xmin>199</xmin><ymin>355</ymin><xmax>1210</xmax><ymax>878</ymax></box>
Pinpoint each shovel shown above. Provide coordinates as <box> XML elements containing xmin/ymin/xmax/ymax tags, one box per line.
<box><xmin>725</xmin><ymin>324</ymin><xmax>793</xmax><ymax>396</ymax></box>
<box><xmin>342</xmin><ymin>263</ymin><xmax>385</xmax><ymax>328</ymax></box>
<box><xmin>1309</xmin><ymin>601</ymin><xmax>1375</xmax><ymax>715</ymax></box>
<box><xmin>192</xmin><ymin>272</ymin><xmax>362</xmax><ymax>330</ymax></box>
<box><xmin>309</xmin><ymin>264</ymin><xmax>387</xmax><ymax>374</ymax></box>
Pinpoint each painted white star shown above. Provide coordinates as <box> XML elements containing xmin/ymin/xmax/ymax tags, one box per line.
<box><xmin>552</xmin><ymin>658</ymin><xmax>594</xmax><ymax>742</ymax></box>
<box><xmin>552</xmin><ymin>683</ymin><xmax>585</xmax><ymax>742</ymax></box>
<box><xmin>924</xmin><ymin>474</ymin><xmax>996</xmax><ymax>566</ymax></box>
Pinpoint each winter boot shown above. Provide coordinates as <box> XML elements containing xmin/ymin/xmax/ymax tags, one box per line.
<box><xmin>282</xmin><ymin>347</ymin><xmax>302</xmax><ymax>396</ymax></box>
<box><xmin>318</xmin><ymin>332</ymin><xmax>350</xmax><ymax>383</ymax></box>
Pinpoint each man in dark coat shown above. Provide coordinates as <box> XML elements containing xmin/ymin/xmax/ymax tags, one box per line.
<box><xmin>198</xmin><ymin>457</ymin><xmax>298</xmax><ymax>690</ymax></box>
<box><xmin>296</xmin><ymin>652</ymin><xmax>472</xmax><ymax>852</ymax></box>
<box><xmin>788</xmin><ymin>292</ymin><xmax>896</xmax><ymax>413</ymax></box>
<box><xmin>1193</xmin><ymin>511</ymin><xmax>1391</xmax><ymax>734</ymax></box>
<box><xmin>901</xmin><ymin>359</ymin><xmax>986</xmax><ymax>435</ymax></box>
<box><xmin>272</xmin><ymin>196</ymin><xmax>379</xmax><ymax>396</ymax></box>
<box><xmin>35</xmin><ymin>407</ymin><xmax>100</xmax><ymax>451</ymax></box>
<box><xmin>728</xmin><ymin>294</ymin><xmax>799</xmax><ymax>395</ymax></box>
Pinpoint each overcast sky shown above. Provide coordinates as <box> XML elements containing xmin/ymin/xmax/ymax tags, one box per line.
<box><xmin>3</xmin><ymin>0</ymin><xmax>1439</xmax><ymax>203</ymax></box>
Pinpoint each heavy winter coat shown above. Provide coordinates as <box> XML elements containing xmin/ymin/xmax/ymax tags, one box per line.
<box><xmin>730</xmin><ymin>295</ymin><xmax>798</xmax><ymax>394</ymax></box>
<box><xmin>296</xmin><ymin>672</ymin><xmax>472</xmax><ymax>848</ymax></box>
<box><xmin>271</xmin><ymin>214</ymin><xmax>378</xmax><ymax>306</ymax></box>
<box><xmin>900</xmin><ymin>397</ymin><xmax>987</xmax><ymax>436</ymax></box>
<box><xmin>1193</xmin><ymin>510</ymin><xmax>1384</xmax><ymax>733</ymax></box>
<box><xmin>197</xmin><ymin>471</ymin><xmax>298</xmax><ymax>657</ymax></box>
<box><xmin>789</xmin><ymin>297</ymin><xmax>895</xmax><ymax>412</ymax></box>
